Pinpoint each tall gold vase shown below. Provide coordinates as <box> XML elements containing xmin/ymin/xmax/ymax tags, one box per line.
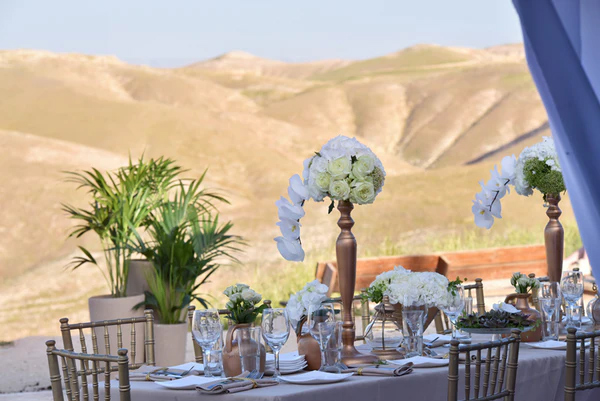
<box><xmin>336</xmin><ymin>201</ymin><xmax>378</xmax><ymax>365</ymax></box>
<box><xmin>544</xmin><ymin>194</ymin><xmax>564</xmax><ymax>282</ymax></box>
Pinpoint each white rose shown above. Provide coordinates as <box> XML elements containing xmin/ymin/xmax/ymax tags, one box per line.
<box><xmin>327</xmin><ymin>156</ymin><xmax>352</xmax><ymax>180</ymax></box>
<box><xmin>314</xmin><ymin>171</ymin><xmax>331</xmax><ymax>192</ymax></box>
<box><xmin>352</xmin><ymin>154</ymin><xmax>375</xmax><ymax>179</ymax></box>
<box><xmin>241</xmin><ymin>288</ymin><xmax>258</xmax><ymax>302</ymax></box>
<box><xmin>350</xmin><ymin>181</ymin><xmax>376</xmax><ymax>204</ymax></box>
<box><xmin>230</xmin><ymin>293</ymin><xmax>242</xmax><ymax>303</ymax></box>
<box><xmin>329</xmin><ymin>180</ymin><xmax>351</xmax><ymax>200</ymax></box>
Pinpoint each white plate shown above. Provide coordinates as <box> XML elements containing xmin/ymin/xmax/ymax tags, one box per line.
<box><xmin>278</xmin><ymin>371</ymin><xmax>354</xmax><ymax>385</ymax></box>
<box><xmin>390</xmin><ymin>356</ymin><xmax>449</xmax><ymax>368</ymax></box>
<box><xmin>527</xmin><ymin>340</ymin><xmax>568</xmax><ymax>350</ymax></box>
<box><xmin>155</xmin><ymin>375</ymin><xmax>216</xmax><ymax>390</ymax></box>
<box><xmin>423</xmin><ymin>334</ymin><xmax>453</xmax><ymax>346</ymax></box>
<box><xmin>561</xmin><ymin>316</ymin><xmax>592</xmax><ymax>324</ymax></box>
<box><xmin>167</xmin><ymin>362</ymin><xmax>204</xmax><ymax>372</ymax></box>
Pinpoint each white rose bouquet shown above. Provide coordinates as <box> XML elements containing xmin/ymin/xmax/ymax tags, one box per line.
<box><xmin>224</xmin><ymin>283</ymin><xmax>266</xmax><ymax>324</ymax></box>
<box><xmin>365</xmin><ymin>266</ymin><xmax>451</xmax><ymax>309</ymax></box>
<box><xmin>285</xmin><ymin>280</ymin><xmax>329</xmax><ymax>330</ymax></box>
<box><xmin>510</xmin><ymin>272</ymin><xmax>540</xmax><ymax>294</ymax></box>
<box><xmin>472</xmin><ymin>136</ymin><xmax>566</xmax><ymax>229</ymax></box>
<box><xmin>275</xmin><ymin>135</ymin><xmax>386</xmax><ymax>261</ymax></box>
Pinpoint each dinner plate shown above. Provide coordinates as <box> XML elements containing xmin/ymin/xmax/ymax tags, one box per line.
<box><xmin>278</xmin><ymin>371</ymin><xmax>354</xmax><ymax>385</ymax></box>
<box><xmin>389</xmin><ymin>356</ymin><xmax>449</xmax><ymax>368</ymax></box>
<box><xmin>155</xmin><ymin>375</ymin><xmax>216</xmax><ymax>390</ymax></box>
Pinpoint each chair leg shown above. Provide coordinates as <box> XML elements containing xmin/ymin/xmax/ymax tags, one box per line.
<box><xmin>45</xmin><ymin>341</ymin><xmax>65</xmax><ymax>401</ymax></box>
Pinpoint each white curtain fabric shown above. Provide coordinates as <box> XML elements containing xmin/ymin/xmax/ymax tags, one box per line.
<box><xmin>512</xmin><ymin>0</ymin><xmax>600</xmax><ymax>282</ymax></box>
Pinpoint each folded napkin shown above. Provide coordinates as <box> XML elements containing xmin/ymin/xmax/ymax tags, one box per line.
<box><xmin>423</xmin><ymin>334</ymin><xmax>453</xmax><ymax>347</ymax></box>
<box><xmin>196</xmin><ymin>372</ymin><xmax>278</xmax><ymax>394</ymax></box>
<box><xmin>343</xmin><ymin>362</ymin><xmax>413</xmax><ymax>377</ymax></box>
<box><xmin>129</xmin><ymin>364</ymin><xmax>200</xmax><ymax>382</ymax></box>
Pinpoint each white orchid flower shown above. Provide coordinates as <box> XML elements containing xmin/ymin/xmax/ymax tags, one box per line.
<box><xmin>287</xmin><ymin>174</ymin><xmax>309</xmax><ymax>205</ymax></box>
<box><xmin>484</xmin><ymin>166</ymin><xmax>508</xmax><ymax>199</ymax></box>
<box><xmin>500</xmin><ymin>155</ymin><xmax>517</xmax><ymax>182</ymax></box>
<box><xmin>277</xmin><ymin>217</ymin><xmax>301</xmax><ymax>240</ymax></box>
<box><xmin>276</xmin><ymin>196</ymin><xmax>305</xmax><ymax>221</ymax></box>
<box><xmin>274</xmin><ymin>236</ymin><xmax>305</xmax><ymax>262</ymax></box>
<box><xmin>472</xmin><ymin>199</ymin><xmax>495</xmax><ymax>229</ymax></box>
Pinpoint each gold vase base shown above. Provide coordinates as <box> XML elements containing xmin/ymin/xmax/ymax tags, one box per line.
<box><xmin>341</xmin><ymin>345</ymin><xmax>379</xmax><ymax>365</ymax></box>
<box><xmin>370</xmin><ymin>347</ymin><xmax>405</xmax><ymax>361</ymax></box>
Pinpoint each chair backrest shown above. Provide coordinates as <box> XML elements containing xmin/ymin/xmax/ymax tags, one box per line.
<box><xmin>60</xmin><ymin>309</ymin><xmax>155</xmax><ymax>369</ymax></box>
<box><xmin>316</xmin><ymin>254</ymin><xmax>449</xmax><ymax>296</ymax></box>
<box><xmin>436</xmin><ymin>279</ymin><xmax>485</xmax><ymax>335</ymax></box>
<box><xmin>46</xmin><ymin>340</ymin><xmax>131</xmax><ymax>401</ymax></box>
<box><xmin>447</xmin><ymin>329</ymin><xmax>521</xmax><ymax>401</ymax></box>
<box><xmin>564</xmin><ymin>328</ymin><xmax>600</xmax><ymax>401</ymax></box>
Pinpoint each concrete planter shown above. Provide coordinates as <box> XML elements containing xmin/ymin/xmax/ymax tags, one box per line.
<box><xmin>126</xmin><ymin>259</ymin><xmax>153</xmax><ymax>297</ymax></box>
<box><xmin>88</xmin><ymin>294</ymin><xmax>146</xmax><ymax>364</ymax></box>
<box><xmin>153</xmin><ymin>322</ymin><xmax>188</xmax><ymax>367</ymax></box>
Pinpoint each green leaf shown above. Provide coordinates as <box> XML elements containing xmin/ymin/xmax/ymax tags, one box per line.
<box><xmin>328</xmin><ymin>200</ymin><xmax>335</xmax><ymax>214</ymax></box>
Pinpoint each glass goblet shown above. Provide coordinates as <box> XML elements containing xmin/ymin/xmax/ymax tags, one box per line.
<box><xmin>307</xmin><ymin>303</ymin><xmax>336</xmax><ymax>371</ymax></box>
<box><xmin>261</xmin><ymin>308</ymin><xmax>290</xmax><ymax>379</ymax></box>
<box><xmin>561</xmin><ymin>271</ymin><xmax>584</xmax><ymax>329</ymax></box>
<box><xmin>441</xmin><ymin>286</ymin><xmax>466</xmax><ymax>341</ymax></box>
<box><xmin>192</xmin><ymin>309</ymin><xmax>223</xmax><ymax>377</ymax></box>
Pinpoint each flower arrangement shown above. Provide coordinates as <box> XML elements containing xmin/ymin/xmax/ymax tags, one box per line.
<box><xmin>285</xmin><ymin>280</ymin><xmax>329</xmax><ymax>328</ymax></box>
<box><xmin>510</xmin><ymin>272</ymin><xmax>540</xmax><ymax>294</ymax></box>
<box><xmin>274</xmin><ymin>135</ymin><xmax>386</xmax><ymax>261</ymax></box>
<box><xmin>224</xmin><ymin>284</ymin><xmax>266</xmax><ymax>324</ymax></box>
<box><xmin>365</xmin><ymin>266</ymin><xmax>451</xmax><ymax>308</ymax></box>
<box><xmin>472</xmin><ymin>136</ymin><xmax>566</xmax><ymax>229</ymax></box>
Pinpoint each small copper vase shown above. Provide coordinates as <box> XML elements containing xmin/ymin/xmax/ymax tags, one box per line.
<box><xmin>505</xmin><ymin>293</ymin><xmax>542</xmax><ymax>342</ymax></box>
<box><xmin>295</xmin><ymin>317</ymin><xmax>321</xmax><ymax>370</ymax></box>
<box><xmin>222</xmin><ymin>323</ymin><xmax>266</xmax><ymax>377</ymax></box>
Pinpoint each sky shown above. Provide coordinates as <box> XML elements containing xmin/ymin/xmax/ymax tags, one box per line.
<box><xmin>0</xmin><ymin>0</ymin><xmax>523</xmax><ymax>67</ymax></box>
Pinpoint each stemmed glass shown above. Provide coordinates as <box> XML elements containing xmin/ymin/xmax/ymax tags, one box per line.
<box><xmin>261</xmin><ymin>308</ymin><xmax>290</xmax><ymax>379</ymax></box>
<box><xmin>561</xmin><ymin>270</ymin><xmax>584</xmax><ymax>329</ymax></box>
<box><xmin>441</xmin><ymin>286</ymin><xmax>466</xmax><ymax>341</ymax></box>
<box><xmin>540</xmin><ymin>282</ymin><xmax>561</xmax><ymax>340</ymax></box>
<box><xmin>307</xmin><ymin>303</ymin><xmax>336</xmax><ymax>372</ymax></box>
<box><xmin>192</xmin><ymin>309</ymin><xmax>223</xmax><ymax>377</ymax></box>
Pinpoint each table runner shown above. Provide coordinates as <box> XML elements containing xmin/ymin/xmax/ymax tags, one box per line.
<box><xmin>101</xmin><ymin>342</ymin><xmax>600</xmax><ymax>401</ymax></box>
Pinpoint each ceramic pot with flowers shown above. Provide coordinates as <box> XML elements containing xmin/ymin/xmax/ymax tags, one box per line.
<box><xmin>221</xmin><ymin>284</ymin><xmax>267</xmax><ymax>377</ymax></box>
<box><xmin>295</xmin><ymin>316</ymin><xmax>321</xmax><ymax>370</ymax></box>
<box><xmin>505</xmin><ymin>273</ymin><xmax>543</xmax><ymax>342</ymax></box>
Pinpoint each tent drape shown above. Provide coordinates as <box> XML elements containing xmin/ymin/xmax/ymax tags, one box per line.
<box><xmin>512</xmin><ymin>0</ymin><xmax>600</xmax><ymax>282</ymax></box>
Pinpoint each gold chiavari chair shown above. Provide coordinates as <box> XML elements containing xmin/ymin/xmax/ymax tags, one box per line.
<box><xmin>447</xmin><ymin>329</ymin><xmax>521</xmax><ymax>401</ymax></box>
<box><xmin>46</xmin><ymin>339</ymin><xmax>131</xmax><ymax>401</ymax></box>
<box><xmin>564</xmin><ymin>328</ymin><xmax>600</xmax><ymax>401</ymax></box>
<box><xmin>436</xmin><ymin>278</ymin><xmax>485</xmax><ymax>335</ymax></box>
<box><xmin>59</xmin><ymin>309</ymin><xmax>155</xmax><ymax>369</ymax></box>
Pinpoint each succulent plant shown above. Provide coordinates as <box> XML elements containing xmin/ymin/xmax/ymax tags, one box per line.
<box><xmin>456</xmin><ymin>310</ymin><xmax>533</xmax><ymax>330</ymax></box>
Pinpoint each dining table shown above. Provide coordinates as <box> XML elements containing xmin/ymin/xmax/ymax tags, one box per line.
<box><xmin>98</xmin><ymin>334</ymin><xmax>600</xmax><ymax>401</ymax></box>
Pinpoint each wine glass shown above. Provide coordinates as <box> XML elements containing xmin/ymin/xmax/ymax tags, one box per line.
<box><xmin>561</xmin><ymin>271</ymin><xmax>584</xmax><ymax>328</ymax></box>
<box><xmin>192</xmin><ymin>309</ymin><xmax>223</xmax><ymax>377</ymax></box>
<box><xmin>540</xmin><ymin>282</ymin><xmax>561</xmax><ymax>340</ymax></box>
<box><xmin>261</xmin><ymin>308</ymin><xmax>290</xmax><ymax>379</ymax></box>
<box><xmin>307</xmin><ymin>303</ymin><xmax>336</xmax><ymax>372</ymax></box>
<box><xmin>441</xmin><ymin>286</ymin><xmax>466</xmax><ymax>341</ymax></box>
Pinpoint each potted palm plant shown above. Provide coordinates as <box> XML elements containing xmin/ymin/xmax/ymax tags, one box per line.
<box><xmin>132</xmin><ymin>177</ymin><xmax>243</xmax><ymax>366</ymax></box>
<box><xmin>63</xmin><ymin>156</ymin><xmax>182</xmax><ymax>357</ymax></box>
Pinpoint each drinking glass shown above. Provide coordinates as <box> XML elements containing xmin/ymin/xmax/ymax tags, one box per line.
<box><xmin>540</xmin><ymin>282</ymin><xmax>561</xmax><ymax>340</ymax></box>
<box><xmin>237</xmin><ymin>327</ymin><xmax>263</xmax><ymax>377</ymax></box>
<box><xmin>192</xmin><ymin>309</ymin><xmax>223</xmax><ymax>377</ymax></box>
<box><xmin>561</xmin><ymin>270</ymin><xmax>584</xmax><ymax>329</ymax></box>
<box><xmin>402</xmin><ymin>309</ymin><xmax>425</xmax><ymax>357</ymax></box>
<box><xmin>441</xmin><ymin>286</ymin><xmax>466</xmax><ymax>341</ymax></box>
<box><xmin>261</xmin><ymin>308</ymin><xmax>290</xmax><ymax>379</ymax></box>
<box><xmin>307</xmin><ymin>303</ymin><xmax>336</xmax><ymax>371</ymax></box>
<box><xmin>323</xmin><ymin>321</ymin><xmax>344</xmax><ymax>373</ymax></box>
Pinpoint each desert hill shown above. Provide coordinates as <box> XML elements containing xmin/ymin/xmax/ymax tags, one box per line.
<box><xmin>0</xmin><ymin>43</ymin><xmax>576</xmax><ymax>341</ymax></box>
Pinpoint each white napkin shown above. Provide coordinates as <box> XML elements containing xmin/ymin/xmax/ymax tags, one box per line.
<box><xmin>492</xmin><ymin>302</ymin><xmax>520</xmax><ymax>314</ymax></box>
<box><xmin>424</xmin><ymin>334</ymin><xmax>453</xmax><ymax>347</ymax></box>
<box><xmin>278</xmin><ymin>371</ymin><xmax>354</xmax><ymax>384</ymax></box>
<box><xmin>156</xmin><ymin>375</ymin><xmax>216</xmax><ymax>390</ymax></box>
<box><xmin>167</xmin><ymin>362</ymin><xmax>204</xmax><ymax>373</ymax></box>
<box><xmin>390</xmin><ymin>356</ymin><xmax>449</xmax><ymax>368</ymax></box>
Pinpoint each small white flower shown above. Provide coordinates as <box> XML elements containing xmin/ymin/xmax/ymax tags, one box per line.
<box><xmin>274</xmin><ymin>236</ymin><xmax>305</xmax><ymax>261</ymax></box>
<box><xmin>492</xmin><ymin>302</ymin><xmax>520</xmax><ymax>314</ymax></box>
<box><xmin>350</xmin><ymin>180</ymin><xmax>376</xmax><ymax>204</ymax></box>
<box><xmin>351</xmin><ymin>154</ymin><xmax>375</xmax><ymax>179</ymax></box>
<box><xmin>276</xmin><ymin>217</ymin><xmax>301</xmax><ymax>240</ymax></box>
<box><xmin>314</xmin><ymin>171</ymin><xmax>331</xmax><ymax>192</ymax></box>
